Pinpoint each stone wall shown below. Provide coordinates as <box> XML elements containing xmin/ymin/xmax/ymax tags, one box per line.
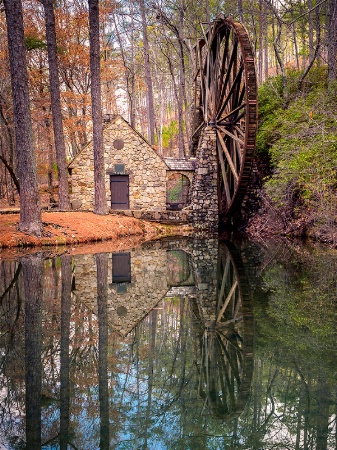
<box><xmin>189</xmin><ymin>127</ymin><xmax>219</xmax><ymax>232</ymax></box>
<box><xmin>69</xmin><ymin>116</ymin><xmax>167</xmax><ymax>211</ymax></box>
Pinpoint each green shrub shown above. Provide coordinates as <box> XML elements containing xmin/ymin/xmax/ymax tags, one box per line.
<box><xmin>257</xmin><ymin>66</ymin><xmax>337</xmax><ymax>217</ymax></box>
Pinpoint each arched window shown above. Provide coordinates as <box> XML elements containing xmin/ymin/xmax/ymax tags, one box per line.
<box><xmin>166</xmin><ymin>173</ymin><xmax>190</xmax><ymax>210</ymax></box>
<box><xmin>166</xmin><ymin>250</ymin><xmax>194</xmax><ymax>287</ymax></box>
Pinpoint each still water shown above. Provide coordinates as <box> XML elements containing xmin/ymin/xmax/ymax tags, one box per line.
<box><xmin>0</xmin><ymin>237</ymin><xmax>337</xmax><ymax>449</ymax></box>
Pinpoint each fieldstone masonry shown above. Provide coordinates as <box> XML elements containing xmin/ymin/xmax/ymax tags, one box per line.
<box><xmin>190</xmin><ymin>127</ymin><xmax>219</xmax><ymax>232</ymax></box>
<box><xmin>69</xmin><ymin>115</ymin><xmax>167</xmax><ymax>211</ymax></box>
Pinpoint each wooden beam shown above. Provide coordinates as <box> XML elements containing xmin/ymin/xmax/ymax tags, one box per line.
<box><xmin>217</xmin><ymin>125</ymin><xmax>244</xmax><ymax>147</ymax></box>
<box><xmin>220</xmin><ymin>102</ymin><xmax>246</xmax><ymax>121</ymax></box>
<box><xmin>216</xmin><ymin>129</ymin><xmax>239</xmax><ymax>182</ymax></box>
<box><xmin>217</xmin><ymin>135</ymin><xmax>231</xmax><ymax>204</ymax></box>
<box><xmin>217</xmin><ymin>63</ymin><xmax>244</xmax><ymax>120</ymax></box>
<box><xmin>218</xmin><ymin>36</ymin><xmax>238</xmax><ymax>112</ymax></box>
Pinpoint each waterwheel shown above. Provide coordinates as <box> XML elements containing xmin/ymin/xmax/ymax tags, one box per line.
<box><xmin>193</xmin><ymin>241</ymin><xmax>254</xmax><ymax>419</ymax></box>
<box><xmin>191</xmin><ymin>14</ymin><xmax>257</xmax><ymax>217</ymax></box>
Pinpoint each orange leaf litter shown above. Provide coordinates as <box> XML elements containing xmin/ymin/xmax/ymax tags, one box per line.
<box><xmin>0</xmin><ymin>211</ymin><xmax>191</xmax><ymax>251</ymax></box>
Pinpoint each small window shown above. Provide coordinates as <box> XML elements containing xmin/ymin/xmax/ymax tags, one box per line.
<box><xmin>114</xmin><ymin>164</ymin><xmax>125</xmax><ymax>174</ymax></box>
<box><xmin>113</xmin><ymin>139</ymin><xmax>124</xmax><ymax>150</ymax></box>
<box><xmin>112</xmin><ymin>252</ymin><xmax>131</xmax><ymax>283</ymax></box>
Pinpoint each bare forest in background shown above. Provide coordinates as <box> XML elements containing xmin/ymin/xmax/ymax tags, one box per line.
<box><xmin>0</xmin><ymin>0</ymin><xmax>336</xmax><ymax>216</ymax></box>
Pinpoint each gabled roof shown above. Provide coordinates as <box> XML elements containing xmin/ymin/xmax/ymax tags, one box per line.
<box><xmin>68</xmin><ymin>114</ymin><xmax>169</xmax><ymax>169</ymax></box>
<box><xmin>164</xmin><ymin>157</ymin><xmax>197</xmax><ymax>171</ymax></box>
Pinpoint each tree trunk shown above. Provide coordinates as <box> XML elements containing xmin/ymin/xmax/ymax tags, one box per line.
<box><xmin>258</xmin><ymin>0</ymin><xmax>264</xmax><ymax>84</ymax></box>
<box><xmin>263</xmin><ymin>2</ymin><xmax>269</xmax><ymax>81</ymax></box>
<box><xmin>88</xmin><ymin>0</ymin><xmax>107</xmax><ymax>214</ymax></box>
<box><xmin>113</xmin><ymin>7</ymin><xmax>137</xmax><ymax>128</ymax></box>
<box><xmin>328</xmin><ymin>0</ymin><xmax>337</xmax><ymax>81</ymax></box>
<box><xmin>308</xmin><ymin>0</ymin><xmax>315</xmax><ymax>61</ymax></box>
<box><xmin>41</xmin><ymin>0</ymin><xmax>70</xmax><ymax>210</ymax></box>
<box><xmin>0</xmin><ymin>154</ymin><xmax>20</xmax><ymax>194</ymax></box>
<box><xmin>178</xmin><ymin>3</ymin><xmax>188</xmax><ymax>156</ymax></box>
<box><xmin>237</xmin><ymin>0</ymin><xmax>244</xmax><ymax>22</ymax></box>
<box><xmin>4</xmin><ymin>0</ymin><xmax>42</xmax><ymax>236</ymax></box>
<box><xmin>139</xmin><ymin>0</ymin><xmax>156</xmax><ymax>145</ymax></box>
<box><xmin>166</xmin><ymin>55</ymin><xmax>184</xmax><ymax>157</ymax></box>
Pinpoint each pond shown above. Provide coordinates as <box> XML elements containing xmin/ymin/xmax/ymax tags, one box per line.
<box><xmin>0</xmin><ymin>237</ymin><xmax>337</xmax><ymax>449</ymax></box>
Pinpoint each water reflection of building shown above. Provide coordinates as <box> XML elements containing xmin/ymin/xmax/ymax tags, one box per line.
<box><xmin>0</xmin><ymin>238</ymin><xmax>256</xmax><ymax>448</ymax></box>
<box><xmin>72</xmin><ymin>240</ymin><xmax>204</xmax><ymax>336</ymax></box>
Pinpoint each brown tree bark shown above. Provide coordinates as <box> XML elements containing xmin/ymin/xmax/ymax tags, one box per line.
<box><xmin>0</xmin><ymin>154</ymin><xmax>20</xmax><ymax>194</ymax></box>
<box><xmin>113</xmin><ymin>6</ymin><xmax>137</xmax><ymax>128</ymax></box>
<box><xmin>308</xmin><ymin>0</ymin><xmax>315</xmax><ymax>61</ymax></box>
<box><xmin>4</xmin><ymin>0</ymin><xmax>42</xmax><ymax>236</ymax></box>
<box><xmin>139</xmin><ymin>0</ymin><xmax>156</xmax><ymax>145</ymax></box>
<box><xmin>328</xmin><ymin>0</ymin><xmax>337</xmax><ymax>81</ymax></box>
<box><xmin>88</xmin><ymin>0</ymin><xmax>107</xmax><ymax>214</ymax></box>
<box><xmin>40</xmin><ymin>0</ymin><xmax>71</xmax><ymax>210</ymax></box>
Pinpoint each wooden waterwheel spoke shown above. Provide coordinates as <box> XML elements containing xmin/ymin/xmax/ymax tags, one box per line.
<box><xmin>217</xmin><ymin>125</ymin><xmax>244</xmax><ymax>147</ymax></box>
<box><xmin>234</xmin><ymin>124</ymin><xmax>245</xmax><ymax>138</ymax></box>
<box><xmin>234</xmin><ymin>135</ymin><xmax>243</xmax><ymax>164</ymax></box>
<box><xmin>217</xmin><ymin>63</ymin><xmax>244</xmax><ymax>120</ymax></box>
<box><xmin>216</xmin><ymin>129</ymin><xmax>239</xmax><ymax>183</ymax></box>
<box><xmin>217</xmin><ymin>138</ymin><xmax>231</xmax><ymax>204</ymax></box>
<box><xmin>218</xmin><ymin>338</ymin><xmax>241</xmax><ymax>386</ymax></box>
<box><xmin>219</xmin><ymin>102</ymin><xmax>246</xmax><ymax>122</ymax></box>
<box><xmin>191</xmin><ymin>120</ymin><xmax>205</xmax><ymax>139</ymax></box>
<box><xmin>215</xmin><ymin>30</ymin><xmax>230</xmax><ymax>111</ymax></box>
<box><xmin>217</xmin><ymin>39</ymin><xmax>238</xmax><ymax>114</ymax></box>
<box><xmin>234</xmin><ymin>110</ymin><xmax>246</xmax><ymax>123</ymax></box>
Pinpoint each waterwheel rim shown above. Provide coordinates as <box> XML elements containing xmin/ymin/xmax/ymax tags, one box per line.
<box><xmin>193</xmin><ymin>241</ymin><xmax>254</xmax><ymax>419</ymax></box>
<box><xmin>192</xmin><ymin>15</ymin><xmax>257</xmax><ymax>217</ymax></box>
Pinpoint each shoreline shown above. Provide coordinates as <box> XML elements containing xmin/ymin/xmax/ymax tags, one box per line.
<box><xmin>0</xmin><ymin>211</ymin><xmax>193</xmax><ymax>256</ymax></box>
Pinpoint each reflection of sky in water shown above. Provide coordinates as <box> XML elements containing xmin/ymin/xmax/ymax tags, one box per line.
<box><xmin>1</xmin><ymin>239</ymin><xmax>337</xmax><ymax>449</ymax></box>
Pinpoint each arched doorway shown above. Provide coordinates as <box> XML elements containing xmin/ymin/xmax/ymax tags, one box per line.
<box><xmin>166</xmin><ymin>173</ymin><xmax>190</xmax><ymax>210</ymax></box>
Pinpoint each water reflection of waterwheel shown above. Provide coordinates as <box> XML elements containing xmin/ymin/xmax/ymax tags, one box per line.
<box><xmin>194</xmin><ymin>242</ymin><xmax>254</xmax><ymax>419</ymax></box>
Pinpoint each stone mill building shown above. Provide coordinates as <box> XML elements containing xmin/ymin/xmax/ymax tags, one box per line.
<box><xmin>68</xmin><ymin>114</ymin><xmax>196</xmax><ymax>218</ymax></box>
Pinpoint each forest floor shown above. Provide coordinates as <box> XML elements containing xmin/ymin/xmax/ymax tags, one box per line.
<box><xmin>0</xmin><ymin>211</ymin><xmax>193</xmax><ymax>256</ymax></box>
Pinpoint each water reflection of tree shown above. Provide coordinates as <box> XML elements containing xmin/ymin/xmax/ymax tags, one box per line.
<box><xmin>60</xmin><ymin>255</ymin><xmax>71</xmax><ymax>449</ymax></box>
<box><xmin>96</xmin><ymin>252</ymin><xmax>110</xmax><ymax>449</ymax></box>
<box><xmin>0</xmin><ymin>242</ymin><xmax>337</xmax><ymax>449</ymax></box>
<box><xmin>237</xmin><ymin>243</ymin><xmax>337</xmax><ymax>449</ymax></box>
<box><xmin>23</xmin><ymin>254</ymin><xmax>43</xmax><ymax>448</ymax></box>
<box><xmin>0</xmin><ymin>260</ymin><xmax>25</xmax><ymax>446</ymax></box>
<box><xmin>166</xmin><ymin>250</ymin><xmax>194</xmax><ymax>286</ymax></box>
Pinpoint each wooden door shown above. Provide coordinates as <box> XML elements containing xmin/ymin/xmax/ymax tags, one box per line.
<box><xmin>110</xmin><ymin>175</ymin><xmax>129</xmax><ymax>210</ymax></box>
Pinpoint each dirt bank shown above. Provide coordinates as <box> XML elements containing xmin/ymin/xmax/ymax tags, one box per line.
<box><xmin>0</xmin><ymin>211</ymin><xmax>192</xmax><ymax>251</ymax></box>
